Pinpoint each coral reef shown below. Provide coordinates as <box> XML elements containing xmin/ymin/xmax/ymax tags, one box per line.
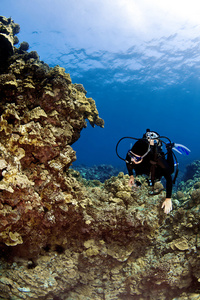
<box><xmin>0</xmin><ymin>16</ymin><xmax>200</xmax><ymax>300</ymax></box>
<box><xmin>182</xmin><ymin>160</ymin><xmax>200</xmax><ymax>182</ymax></box>
<box><xmin>0</xmin><ymin>16</ymin><xmax>104</xmax><ymax>253</ymax></box>
<box><xmin>72</xmin><ymin>164</ymin><xmax>122</xmax><ymax>182</ymax></box>
<box><xmin>1</xmin><ymin>170</ymin><xmax>200</xmax><ymax>299</ymax></box>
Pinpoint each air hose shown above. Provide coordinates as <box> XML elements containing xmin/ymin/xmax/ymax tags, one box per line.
<box><xmin>115</xmin><ymin>136</ymin><xmax>140</xmax><ymax>161</ymax></box>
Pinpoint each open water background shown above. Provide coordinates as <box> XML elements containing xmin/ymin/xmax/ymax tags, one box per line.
<box><xmin>2</xmin><ymin>0</ymin><xmax>200</xmax><ymax>173</ymax></box>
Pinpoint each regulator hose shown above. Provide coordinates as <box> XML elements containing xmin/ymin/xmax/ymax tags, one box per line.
<box><xmin>115</xmin><ymin>136</ymin><xmax>140</xmax><ymax>161</ymax></box>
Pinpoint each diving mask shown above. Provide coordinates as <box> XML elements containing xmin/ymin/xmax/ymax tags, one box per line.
<box><xmin>128</xmin><ymin>151</ymin><xmax>143</xmax><ymax>163</ymax></box>
<box><xmin>128</xmin><ymin>145</ymin><xmax>151</xmax><ymax>164</ymax></box>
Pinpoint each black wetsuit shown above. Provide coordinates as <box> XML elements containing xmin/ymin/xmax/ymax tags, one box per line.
<box><xmin>126</xmin><ymin>141</ymin><xmax>174</xmax><ymax>198</ymax></box>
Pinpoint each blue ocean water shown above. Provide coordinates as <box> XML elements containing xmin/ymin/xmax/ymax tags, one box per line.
<box><xmin>1</xmin><ymin>0</ymin><xmax>200</xmax><ymax>173</ymax></box>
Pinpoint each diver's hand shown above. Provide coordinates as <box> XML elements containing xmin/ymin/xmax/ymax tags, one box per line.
<box><xmin>161</xmin><ymin>198</ymin><xmax>172</xmax><ymax>214</ymax></box>
<box><xmin>128</xmin><ymin>175</ymin><xmax>134</xmax><ymax>187</ymax></box>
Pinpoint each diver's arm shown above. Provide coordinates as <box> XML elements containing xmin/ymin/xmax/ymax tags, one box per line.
<box><xmin>126</xmin><ymin>154</ymin><xmax>135</xmax><ymax>187</ymax></box>
<box><xmin>157</xmin><ymin>156</ymin><xmax>173</xmax><ymax>198</ymax></box>
<box><xmin>162</xmin><ymin>175</ymin><xmax>173</xmax><ymax>214</ymax></box>
<box><xmin>159</xmin><ymin>160</ymin><xmax>173</xmax><ymax>213</ymax></box>
<box><xmin>126</xmin><ymin>153</ymin><xmax>134</xmax><ymax>175</ymax></box>
<box><xmin>165</xmin><ymin>173</ymin><xmax>173</xmax><ymax>199</ymax></box>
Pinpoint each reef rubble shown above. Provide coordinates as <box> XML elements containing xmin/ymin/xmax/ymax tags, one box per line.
<box><xmin>0</xmin><ymin>16</ymin><xmax>200</xmax><ymax>300</ymax></box>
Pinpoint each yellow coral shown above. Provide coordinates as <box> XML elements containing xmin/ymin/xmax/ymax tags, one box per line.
<box><xmin>27</xmin><ymin>107</ymin><xmax>47</xmax><ymax>120</ymax></box>
<box><xmin>0</xmin><ymin>227</ymin><xmax>23</xmax><ymax>246</ymax></box>
<box><xmin>170</xmin><ymin>237</ymin><xmax>189</xmax><ymax>251</ymax></box>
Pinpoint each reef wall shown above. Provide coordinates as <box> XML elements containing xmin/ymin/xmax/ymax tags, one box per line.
<box><xmin>0</xmin><ymin>16</ymin><xmax>200</xmax><ymax>300</ymax></box>
<box><xmin>0</xmin><ymin>16</ymin><xmax>104</xmax><ymax>248</ymax></box>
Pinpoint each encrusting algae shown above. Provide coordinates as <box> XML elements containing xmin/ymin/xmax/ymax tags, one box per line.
<box><xmin>0</xmin><ymin>16</ymin><xmax>200</xmax><ymax>300</ymax></box>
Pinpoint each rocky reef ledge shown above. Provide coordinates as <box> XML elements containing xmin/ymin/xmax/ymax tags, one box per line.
<box><xmin>0</xmin><ymin>16</ymin><xmax>200</xmax><ymax>300</ymax></box>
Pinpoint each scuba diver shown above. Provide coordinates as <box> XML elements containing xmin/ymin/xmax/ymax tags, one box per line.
<box><xmin>116</xmin><ymin>129</ymin><xmax>191</xmax><ymax>214</ymax></box>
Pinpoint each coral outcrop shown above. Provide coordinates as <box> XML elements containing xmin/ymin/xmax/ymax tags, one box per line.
<box><xmin>0</xmin><ymin>16</ymin><xmax>200</xmax><ymax>300</ymax></box>
<box><xmin>0</xmin><ymin>17</ymin><xmax>105</xmax><ymax>254</ymax></box>
<box><xmin>0</xmin><ymin>16</ymin><xmax>20</xmax><ymax>70</ymax></box>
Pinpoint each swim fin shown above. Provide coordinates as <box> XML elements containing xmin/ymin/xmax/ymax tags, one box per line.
<box><xmin>173</xmin><ymin>143</ymin><xmax>191</xmax><ymax>155</ymax></box>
